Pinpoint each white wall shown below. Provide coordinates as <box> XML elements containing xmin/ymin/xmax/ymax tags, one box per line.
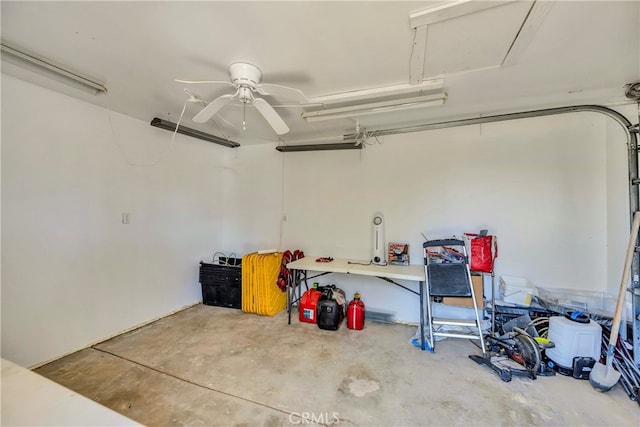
<box><xmin>217</xmin><ymin>144</ymin><xmax>285</xmax><ymax>255</ymax></box>
<box><xmin>1</xmin><ymin>75</ymin><xmax>233</xmax><ymax>367</ymax></box>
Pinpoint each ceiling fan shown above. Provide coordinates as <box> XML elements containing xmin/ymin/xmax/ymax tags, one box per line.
<box><xmin>177</xmin><ymin>62</ymin><xmax>308</xmax><ymax>135</ymax></box>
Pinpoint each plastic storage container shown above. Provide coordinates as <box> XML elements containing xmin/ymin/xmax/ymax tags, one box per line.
<box><xmin>536</xmin><ymin>287</ymin><xmax>616</xmax><ymax>316</ymax></box>
<box><xmin>499</xmin><ymin>275</ymin><xmax>535</xmax><ymax>306</ymax></box>
<box><xmin>545</xmin><ymin>314</ymin><xmax>602</xmax><ymax>369</ymax></box>
<box><xmin>200</xmin><ymin>261</ymin><xmax>242</xmax><ymax>309</ymax></box>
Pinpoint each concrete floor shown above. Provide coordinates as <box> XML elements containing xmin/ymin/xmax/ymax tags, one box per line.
<box><xmin>36</xmin><ymin>304</ymin><xmax>638</xmax><ymax>426</ymax></box>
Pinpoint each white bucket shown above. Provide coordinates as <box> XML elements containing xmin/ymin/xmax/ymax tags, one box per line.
<box><xmin>545</xmin><ymin>315</ymin><xmax>602</xmax><ymax>369</ymax></box>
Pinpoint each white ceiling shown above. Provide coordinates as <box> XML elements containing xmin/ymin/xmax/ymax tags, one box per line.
<box><xmin>2</xmin><ymin>1</ymin><xmax>639</xmax><ymax>146</ymax></box>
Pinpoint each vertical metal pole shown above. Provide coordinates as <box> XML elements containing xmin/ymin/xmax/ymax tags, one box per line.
<box><xmin>287</xmin><ymin>274</ymin><xmax>291</xmax><ymax>325</ymax></box>
<box><xmin>491</xmin><ymin>271</ymin><xmax>496</xmax><ymax>336</ymax></box>
<box><xmin>420</xmin><ymin>280</ymin><xmax>425</xmax><ymax>351</ymax></box>
<box><xmin>629</xmin><ymin>114</ymin><xmax>640</xmax><ymax>366</ymax></box>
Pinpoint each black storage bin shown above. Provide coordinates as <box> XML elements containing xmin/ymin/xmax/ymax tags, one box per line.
<box><xmin>199</xmin><ymin>261</ymin><xmax>242</xmax><ymax>309</ymax></box>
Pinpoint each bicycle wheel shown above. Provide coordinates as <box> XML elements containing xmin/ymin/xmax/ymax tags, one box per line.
<box><xmin>514</xmin><ymin>333</ymin><xmax>541</xmax><ymax>374</ymax></box>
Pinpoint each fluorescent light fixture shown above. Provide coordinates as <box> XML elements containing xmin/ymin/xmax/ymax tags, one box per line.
<box><xmin>276</xmin><ymin>143</ymin><xmax>361</xmax><ymax>152</ymax></box>
<box><xmin>150</xmin><ymin>118</ymin><xmax>240</xmax><ymax>148</ymax></box>
<box><xmin>301</xmin><ymin>93</ymin><xmax>447</xmax><ymax>122</ymax></box>
<box><xmin>282</xmin><ymin>135</ymin><xmax>345</xmax><ymax>145</ymax></box>
<box><xmin>1</xmin><ymin>42</ymin><xmax>107</xmax><ymax>95</ymax></box>
<box><xmin>308</xmin><ymin>79</ymin><xmax>444</xmax><ymax>105</ymax></box>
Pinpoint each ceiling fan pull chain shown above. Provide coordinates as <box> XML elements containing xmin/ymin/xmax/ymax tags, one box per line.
<box><xmin>243</xmin><ymin>102</ymin><xmax>247</xmax><ymax>131</ymax></box>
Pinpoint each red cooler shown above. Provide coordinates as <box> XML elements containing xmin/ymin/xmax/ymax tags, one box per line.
<box><xmin>347</xmin><ymin>293</ymin><xmax>365</xmax><ymax>330</ymax></box>
<box><xmin>299</xmin><ymin>288</ymin><xmax>322</xmax><ymax>323</ymax></box>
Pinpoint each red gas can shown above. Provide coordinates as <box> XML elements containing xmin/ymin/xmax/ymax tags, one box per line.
<box><xmin>347</xmin><ymin>293</ymin><xmax>365</xmax><ymax>330</ymax></box>
<box><xmin>299</xmin><ymin>288</ymin><xmax>322</xmax><ymax>324</ymax></box>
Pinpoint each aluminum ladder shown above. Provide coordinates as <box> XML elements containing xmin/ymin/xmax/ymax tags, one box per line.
<box><xmin>423</xmin><ymin>238</ymin><xmax>486</xmax><ymax>355</ymax></box>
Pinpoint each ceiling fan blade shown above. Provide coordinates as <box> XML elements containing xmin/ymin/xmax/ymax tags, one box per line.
<box><xmin>212</xmin><ymin>114</ymin><xmax>241</xmax><ymax>131</ymax></box>
<box><xmin>256</xmin><ymin>83</ymin><xmax>308</xmax><ymax>103</ymax></box>
<box><xmin>193</xmin><ymin>94</ymin><xmax>235</xmax><ymax>123</ymax></box>
<box><xmin>175</xmin><ymin>79</ymin><xmax>234</xmax><ymax>87</ymax></box>
<box><xmin>253</xmin><ymin>98</ymin><xmax>290</xmax><ymax>135</ymax></box>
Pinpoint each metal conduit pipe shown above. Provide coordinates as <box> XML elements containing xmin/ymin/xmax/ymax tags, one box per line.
<box><xmin>344</xmin><ymin>104</ymin><xmax>639</xmax><ymax>366</ymax></box>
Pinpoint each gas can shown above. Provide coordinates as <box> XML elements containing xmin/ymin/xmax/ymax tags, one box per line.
<box><xmin>299</xmin><ymin>288</ymin><xmax>322</xmax><ymax>324</ymax></box>
<box><xmin>317</xmin><ymin>299</ymin><xmax>344</xmax><ymax>330</ymax></box>
<box><xmin>347</xmin><ymin>293</ymin><xmax>365</xmax><ymax>330</ymax></box>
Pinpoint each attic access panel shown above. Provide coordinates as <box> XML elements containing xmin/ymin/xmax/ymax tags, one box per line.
<box><xmin>412</xmin><ymin>1</ymin><xmax>537</xmax><ymax>77</ymax></box>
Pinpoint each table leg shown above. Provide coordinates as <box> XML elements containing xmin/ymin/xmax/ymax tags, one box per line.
<box><xmin>420</xmin><ymin>280</ymin><xmax>425</xmax><ymax>351</ymax></box>
<box><xmin>287</xmin><ymin>270</ymin><xmax>293</xmax><ymax>325</ymax></box>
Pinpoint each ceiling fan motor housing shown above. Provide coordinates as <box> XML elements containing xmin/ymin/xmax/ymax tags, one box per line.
<box><xmin>229</xmin><ymin>62</ymin><xmax>262</xmax><ymax>89</ymax></box>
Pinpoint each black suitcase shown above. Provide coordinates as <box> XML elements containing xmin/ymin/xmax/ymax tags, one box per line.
<box><xmin>317</xmin><ymin>286</ymin><xmax>345</xmax><ymax>330</ymax></box>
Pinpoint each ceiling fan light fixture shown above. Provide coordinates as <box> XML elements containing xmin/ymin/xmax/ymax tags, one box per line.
<box><xmin>301</xmin><ymin>93</ymin><xmax>447</xmax><ymax>122</ymax></box>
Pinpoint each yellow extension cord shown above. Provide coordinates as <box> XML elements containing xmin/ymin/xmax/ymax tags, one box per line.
<box><xmin>241</xmin><ymin>252</ymin><xmax>287</xmax><ymax>316</ymax></box>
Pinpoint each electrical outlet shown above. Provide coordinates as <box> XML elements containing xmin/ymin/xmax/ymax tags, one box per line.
<box><xmin>122</xmin><ymin>212</ymin><xmax>130</xmax><ymax>224</ymax></box>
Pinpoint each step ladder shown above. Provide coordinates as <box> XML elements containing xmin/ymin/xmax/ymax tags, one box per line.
<box><xmin>423</xmin><ymin>239</ymin><xmax>486</xmax><ymax>355</ymax></box>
